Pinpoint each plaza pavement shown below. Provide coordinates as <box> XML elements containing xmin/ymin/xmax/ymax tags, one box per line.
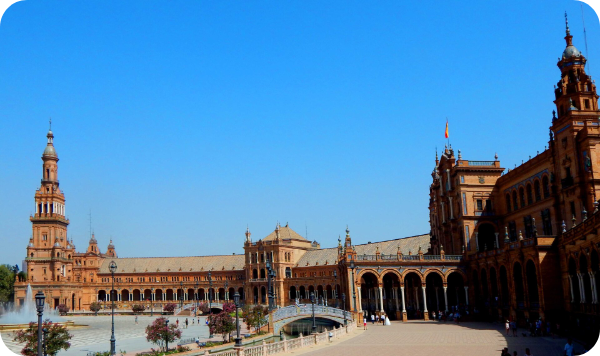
<box><xmin>291</xmin><ymin>320</ymin><xmax>590</xmax><ymax>356</ymax></box>
<box><xmin>0</xmin><ymin>315</ymin><xmax>248</xmax><ymax>355</ymax></box>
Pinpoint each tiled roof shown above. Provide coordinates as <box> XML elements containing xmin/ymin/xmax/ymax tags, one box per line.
<box><xmin>262</xmin><ymin>226</ymin><xmax>306</xmax><ymax>241</ymax></box>
<box><xmin>98</xmin><ymin>254</ymin><xmax>245</xmax><ymax>274</ymax></box>
<box><xmin>295</xmin><ymin>234</ymin><xmax>430</xmax><ymax>267</ymax></box>
<box><xmin>354</xmin><ymin>234</ymin><xmax>430</xmax><ymax>255</ymax></box>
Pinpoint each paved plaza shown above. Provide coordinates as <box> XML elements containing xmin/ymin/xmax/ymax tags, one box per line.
<box><xmin>293</xmin><ymin>320</ymin><xmax>589</xmax><ymax>356</ymax></box>
<box><xmin>0</xmin><ymin>315</ymin><xmax>245</xmax><ymax>355</ymax></box>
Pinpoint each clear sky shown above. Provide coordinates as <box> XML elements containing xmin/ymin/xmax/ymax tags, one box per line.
<box><xmin>1</xmin><ymin>1</ymin><xmax>599</xmax><ymax>267</ymax></box>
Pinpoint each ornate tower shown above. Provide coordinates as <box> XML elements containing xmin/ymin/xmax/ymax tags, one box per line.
<box><xmin>27</xmin><ymin>126</ymin><xmax>73</xmax><ymax>283</ymax></box>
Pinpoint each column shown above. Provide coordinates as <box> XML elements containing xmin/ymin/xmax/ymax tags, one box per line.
<box><xmin>590</xmin><ymin>272</ymin><xmax>598</xmax><ymax>304</ymax></box>
<box><xmin>357</xmin><ymin>285</ymin><xmax>362</xmax><ymax>312</ymax></box>
<box><xmin>443</xmin><ymin>286</ymin><xmax>448</xmax><ymax>312</ymax></box>
<box><xmin>152</xmin><ymin>293</ymin><xmax>155</xmax><ymax>301</ymax></box>
<box><xmin>578</xmin><ymin>273</ymin><xmax>586</xmax><ymax>303</ymax></box>
<box><xmin>401</xmin><ymin>286</ymin><xmax>406</xmax><ymax>312</ymax></box>
<box><xmin>129</xmin><ymin>293</ymin><xmax>132</xmax><ymax>301</ymax></box>
<box><xmin>379</xmin><ymin>286</ymin><xmax>384</xmax><ymax>312</ymax></box>
<box><xmin>441</xmin><ymin>202</ymin><xmax>446</xmax><ymax>223</ymax></box>
<box><xmin>394</xmin><ymin>289</ymin><xmax>400</xmax><ymax>310</ymax></box>
<box><xmin>174</xmin><ymin>292</ymin><xmax>177</xmax><ymax>302</ymax></box>
<box><xmin>494</xmin><ymin>233</ymin><xmax>499</xmax><ymax>249</ymax></box>
<box><xmin>568</xmin><ymin>275</ymin><xmax>574</xmax><ymax>302</ymax></box>
<box><xmin>421</xmin><ymin>285</ymin><xmax>428</xmax><ymax>312</ymax></box>
<box><xmin>448</xmin><ymin>197</ymin><xmax>454</xmax><ymax>219</ymax></box>
<box><xmin>464</xmin><ymin>286</ymin><xmax>469</xmax><ymax>306</ymax></box>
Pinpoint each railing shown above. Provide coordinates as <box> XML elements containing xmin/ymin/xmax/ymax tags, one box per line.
<box><xmin>249</xmin><ymin>278</ymin><xmax>267</xmax><ymax>283</ymax></box>
<box><xmin>272</xmin><ymin>304</ymin><xmax>352</xmax><ymax>322</ymax></box>
<box><xmin>445</xmin><ymin>255</ymin><xmax>462</xmax><ymax>260</ymax></box>
<box><xmin>468</xmin><ymin>161</ymin><xmax>495</xmax><ymax>166</ymax></box>
<box><xmin>424</xmin><ymin>255</ymin><xmax>441</xmax><ymax>260</ymax></box>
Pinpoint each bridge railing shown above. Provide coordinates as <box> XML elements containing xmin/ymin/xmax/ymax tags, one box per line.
<box><xmin>272</xmin><ymin>304</ymin><xmax>352</xmax><ymax>322</ymax></box>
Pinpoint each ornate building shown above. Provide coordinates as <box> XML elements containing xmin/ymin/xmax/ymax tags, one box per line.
<box><xmin>13</xmin><ymin>16</ymin><xmax>600</xmax><ymax>342</ymax></box>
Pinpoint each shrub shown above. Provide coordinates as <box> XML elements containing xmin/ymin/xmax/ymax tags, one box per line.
<box><xmin>89</xmin><ymin>302</ymin><xmax>102</xmax><ymax>315</ymax></box>
<box><xmin>242</xmin><ymin>305</ymin><xmax>268</xmax><ymax>333</ymax></box>
<box><xmin>207</xmin><ymin>311</ymin><xmax>235</xmax><ymax>342</ymax></box>
<box><xmin>221</xmin><ymin>302</ymin><xmax>236</xmax><ymax>313</ymax></box>
<box><xmin>198</xmin><ymin>302</ymin><xmax>210</xmax><ymax>314</ymax></box>
<box><xmin>57</xmin><ymin>304</ymin><xmax>69</xmax><ymax>315</ymax></box>
<box><xmin>12</xmin><ymin>319</ymin><xmax>72</xmax><ymax>356</ymax></box>
<box><xmin>132</xmin><ymin>304</ymin><xmax>146</xmax><ymax>314</ymax></box>
<box><xmin>163</xmin><ymin>303</ymin><xmax>177</xmax><ymax>314</ymax></box>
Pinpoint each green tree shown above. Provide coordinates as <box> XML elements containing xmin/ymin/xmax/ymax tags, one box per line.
<box><xmin>208</xmin><ymin>311</ymin><xmax>235</xmax><ymax>342</ymax></box>
<box><xmin>89</xmin><ymin>302</ymin><xmax>102</xmax><ymax>315</ymax></box>
<box><xmin>0</xmin><ymin>264</ymin><xmax>16</xmax><ymax>303</ymax></box>
<box><xmin>242</xmin><ymin>305</ymin><xmax>268</xmax><ymax>333</ymax></box>
<box><xmin>13</xmin><ymin>320</ymin><xmax>72</xmax><ymax>356</ymax></box>
<box><xmin>145</xmin><ymin>317</ymin><xmax>182</xmax><ymax>352</ymax></box>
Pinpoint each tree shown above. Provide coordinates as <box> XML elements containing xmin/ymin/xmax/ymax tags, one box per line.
<box><xmin>198</xmin><ymin>302</ymin><xmax>210</xmax><ymax>314</ymax></box>
<box><xmin>208</xmin><ymin>311</ymin><xmax>235</xmax><ymax>342</ymax></box>
<box><xmin>89</xmin><ymin>302</ymin><xmax>102</xmax><ymax>315</ymax></box>
<box><xmin>145</xmin><ymin>317</ymin><xmax>182</xmax><ymax>352</ymax></box>
<box><xmin>57</xmin><ymin>304</ymin><xmax>69</xmax><ymax>316</ymax></box>
<box><xmin>0</xmin><ymin>264</ymin><xmax>16</xmax><ymax>303</ymax></box>
<box><xmin>163</xmin><ymin>303</ymin><xmax>177</xmax><ymax>314</ymax></box>
<box><xmin>131</xmin><ymin>304</ymin><xmax>145</xmax><ymax>314</ymax></box>
<box><xmin>242</xmin><ymin>305</ymin><xmax>268</xmax><ymax>333</ymax></box>
<box><xmin>12</xmin><ymin>320</ymin><xmax>72</xmax><ymax>356</ymax></box>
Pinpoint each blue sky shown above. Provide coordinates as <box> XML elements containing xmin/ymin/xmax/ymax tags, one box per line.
<box><xmin>1</xmin><ymin>1</ymin><xmax>599</xmax><ymax>267</ymax></box>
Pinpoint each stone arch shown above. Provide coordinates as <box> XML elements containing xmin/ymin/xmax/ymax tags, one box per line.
<box><xmin>290</xmin><ymin>286</ymin><xmax>297</xmax><ymax>300</ymax></box>
<box><xmin>155</xmin><ymin>289</ymin><xmax>163</xmax><ymax>301</ymax></box>
<box><xmin>252</xmin><ymin>269</ymin><xmax>258</xmax><ymax>279</ymax></box>
<box><xmin>98</xmin><ymin>290</ymin><xmax>107</xmax><ymax>302</ymax></box>
<box><xmin>447</xmin><ymin>271</ymin><xmax>466</xmax><ymax>307</ymax></box>
<box><xmin>133</xmin><ymin>289</ymin><xmax>141</xmax><ymax>301</ymax></box>
<box><xmin>357</xmin><ymin>268</ymin><xmax>381</xmax><ymax>282</ymax></box>
<box><xmin>260</xmin><ymin>286</ymin><xmax>267</xmax><ymax>304</ymax></box>
<box><xmin>533</xmin><ymin>179</ymin><xmax>542</xmax><ymax>201</ymax></box>
<box><xmin>198</xmin><ymin>288</ymin><xmax>205</xmax><ymax>301</ymax></box>
<box><xmin>425</xmin><ymin>270</ymin><xmax>444</xmax><ymax>313</ymax></box>
<box><xmin>121</xmin><ymin>289</ymin><xmax>129</xmax><ymax>302</ymax></box>
<box><xmin>525</xmin><ymin>260</ymin><xmax>539</xmax><ymax>307</ymax></box>
<box><xmin>519</xmin><ymin>187</ymin><xmax>526</xmax><ymax>208</ymax></box>
<box><xmin>513</xmin><ymin>262</ymin><xmax>525</xmax><ymax>308</ymax></box>
<box><xmin>423</xmin><ymin>268</ymin><xmax>444</xmax><ymax>281</ymax></box>
<box><xmin>360</xmin><ymin>271</ymin><xmax>379</xmax><ymax>316</ymax></box>
<box><xmin>381</xmin><ymin>271</ymin><xmax>402</xmax><ymax>320</ymax></box>
<box><xmin>526</xmin><ymin>183</ymin><xmax>534</xmax><ymax>205</ymax></box>
<box><xmin>299</xmin><ymin>286</ymin><xmax>306</xmax><ymax>300</ymax></box>
<box><xmin>401</xmin><ymin>269</ymin><xmax>424</xmax><ymax>283</ymax></box>
<box><xmin>143</xmin><ymin>289</ymin><xmax>152</xmax><ymax>301</ymax></box>
<box><xmin>403</xmin><ymin>271</ymin><xmax>424</xmax><ymax>319</ymax></box>
<box><xmin>253</xmin><ymin>286</ymin><xmax>259</xmax><ymax>304</ymax></box>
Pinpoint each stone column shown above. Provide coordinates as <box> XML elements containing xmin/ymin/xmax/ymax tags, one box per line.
<box><xmin>590</xmin><ymin>272</ymin><xmax>598</xmax><ymax>304</ymax></box>
<box><xmin>449</xmin><ymin>197</ymin><xmax>454</xmax><ymax>219</ymax></box>
<box><xmin>568</xmin><ymin>275</ymin><xmax>574</xmax><ymax>302</ymax></box>
<box><xmin>494</xmin><ymin>233</ymin><xmax>499</xmax><ymax>249</ymax></box>
<box><xmin>422</xmin><ymin>284</ymin><xmax>429</xmax><ymax>320</ymax></box>
<box><xmin>129</xmin><ymin>293</ymin><xmax>132</xmax><ymax>301</ymax></box>
<box><xmin>357</xmin><ymin>285</ymin><xmax>362</xmax><ymax>312</ymax></box>
<box><xmin>379</xmin><ymin>286</ymin><xmax>384</xmax><ymax>312</ymax></box>
<box><xmin>578</xmin><ymin>273</ymin><xmax>586</xmax><ymax>303</ymax></box>
<box><xmin>400</xmin><ymin>286</ymin><xmax>407</xmax><ymax>321</ymax></box>
<box><xmin>443</xmin><ymin>286</ymin><xmax>449</xmax><ymax>312</ymax></box>
<box><xmin>464</xmin><ymin>286</ymin><xmax>469</xmax><ymax>306</ymax></box>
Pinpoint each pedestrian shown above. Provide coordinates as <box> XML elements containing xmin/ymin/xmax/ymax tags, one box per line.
<box><xmin>505</xmin><ymin>320</ymin><xmax>510</xmax><ymax>335</ymax></box>
<box><xmin>501</xmin><ymin>347</ymin><xmax>509</xmax><ymax>356</ymax></box>
<box><xmin>192</xmin><ymin>318</ymin><xmax>195</xmax><ymax>325</ymax></box>
<box><xmin>176</xmin><ymin>318</ymin><xmax>179</xmax><ymax>328</ymax></box>
<box><xmin>385</xmin><ymin>315</ymin><xmax>390</xmax><ymax>326</ymax></box>
<box><xmin>198</xmin><ymin>317</ymin><xmax>200</xmax><ymax>324</ymax></box>
<box><xmin>564</xmin><ymin>337</ymin><xmax>574</xmax><ymax>356</ymax></box>
<box><xmin>185</xmin><ymin>318</ymin><xmax>189</xmax><ymax>329</ymax></box>
<box><xmin>546</xmin><ymin>321</ymin><xmax>551</xmax><ymax>337</ymax></box>
<box><xmin>195</xmin><ymin>337</ymin><xmax>200</xmax><ymax>347</ymax></box>
<box><xmin>363</xmin><ymin>317</ymin><xmax>367</xmax><ymax>330</ymax></box>
<box><xmin>375</xmin><ymin>314</ymin><xmax>380</xmax><ymax>324</ymax></box>
<box><xmin>432</xmin><ymin>311</ymin><xmax>436</xmax><ymax>320</ymax></box>
<box><xmin>524</xmin><ymin>348</ymin><xmax>532</xmax><ymax>356</ymax></box>
<box><xmin>511</xmin><ymin>320</ymin><xmax>517</xmax><ymax>337</ymax></box>
<box><xmin>371</xmin><ymin>313</ymin><xmax>375</xmax><ymax>324</ymax></box>
<box><xmin>135</xmin><ymin>315</ymin><xmax>138</xmax><ymax>325</ymax></box>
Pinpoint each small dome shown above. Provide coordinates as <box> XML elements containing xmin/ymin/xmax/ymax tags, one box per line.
<box><xmin>43</xmin><ymin>145</ymin><xmax>57</xmax><ymax>157</ymax></box>
<box><xmin>108</xmin><ymin>239</ymin><xmax>115</xmax><ymax>249</ymax></box>
<box><xmin>562</xmin><ymin>45</ymin><xmax>581</xmax><ymax>59</ymax></box>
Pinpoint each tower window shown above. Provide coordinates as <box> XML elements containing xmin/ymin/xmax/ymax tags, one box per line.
<box><xmin>46</xmin><ymin>169</ymin><xmax>49</xmax><ymax>179</ymax></box>
<box><xmin>585</xmin><ymin>99</ymin><xmax>590</xmax><ymax>109</ymax></box>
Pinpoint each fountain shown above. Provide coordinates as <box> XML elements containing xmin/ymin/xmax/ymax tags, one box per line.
<box><xmin>0</xmin><ymin>284</ymin><xmax>63</xmax><ymax>326</ymax></box>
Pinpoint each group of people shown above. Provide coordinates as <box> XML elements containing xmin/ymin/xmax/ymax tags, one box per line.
<box><xmin>431</xmin><ymin>309</ymin><xmax>461</xmax><ymax>323</ymax></box>
<box><xmin>505</xmin><ymin>317</ymin><xmax>558</xmax><ymax>338</ymax></box>
<box><xmin>362</xmin><ymin>312</ymin><xmax>390</xmax><ymax>329</ymax></box>
<box><xmin>500</xmin><ymin>338</ymin><xmax>575</xmax><ymax>356</ymax></box>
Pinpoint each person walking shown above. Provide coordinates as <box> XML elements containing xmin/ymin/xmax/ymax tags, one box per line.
<box><xmin>505</xmin><ymin>320</ymin><xmax>510</xmax><ymax>335</ymax></box>
<box><xmin>564</xmin><ymin>337</ymin><xmax>574</xmax><ymax>356</ymax></box>
<box><xmin>185</xmin><ymin>318</ymin><xmax>189</xmax><ymax>329</ymax></box>
<box><xmin>524</xmin><ymin>348</ymin><xmax>532</xmax><ymax>356</ymax></box>
<box><xmin>363</xmin><ymin>317</ymin><xmax>367</xmax><ymax>330</ymax></box>
<box><xmin>135</xmin><ymin>315</ymin><xmax>138</xmax><ymax>325</ymax></box>
<box><xmin>511</xmin><ymin>320</ymin><xmax>518</xmax><ymax>337</ymax></box>
<box><xmin>176</xmin><ymin>318</ymin><xmax>180</xmax><ymax>328</ymax></box>
<box><xmin>371</xmin><ymin>313</ymin><xmax>375</xmax><ymax>324</ymax></box>
<box><xmin>501</xmin><ymin>347</ymin><xmax>510</xmax><ymax>356</ymax></box>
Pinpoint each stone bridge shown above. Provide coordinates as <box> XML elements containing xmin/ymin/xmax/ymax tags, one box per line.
<box><xmin>271</xmin><ymin>305</ymin><xmax>353</xmax><ymax>334</ymax></box>
<box><xmin>175</xmin><ymin>302</ymin><xmax>223</xmax><ymax>315</ymax></box>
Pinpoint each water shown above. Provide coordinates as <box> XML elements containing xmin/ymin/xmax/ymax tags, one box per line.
<box><xmin>0</xmin><ymin>284</ymin><xmax>63</xmax><ymax>324</ymax></box>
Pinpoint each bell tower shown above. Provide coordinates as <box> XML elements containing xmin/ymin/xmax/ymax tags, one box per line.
<box><xmin>27</xmin><ymin>124</ymin><xmax>73</xmax><ymax>283</ymax></box>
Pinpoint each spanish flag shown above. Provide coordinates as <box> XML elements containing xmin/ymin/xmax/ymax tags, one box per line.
<box><xmin>445</xmin><ymin>119</ymin><xmax>449</xmax><ymax>139</ymax></box>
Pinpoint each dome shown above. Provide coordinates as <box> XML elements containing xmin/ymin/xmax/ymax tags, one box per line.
<box><xmin>43</xmin><ymin>145</ymin><xmax>57</xmax><ymax>157</ymax></box>
<box><xmin>562</xmin><ymin>45</ymin><xmax>581</xmax><ymax>59</ymax></box>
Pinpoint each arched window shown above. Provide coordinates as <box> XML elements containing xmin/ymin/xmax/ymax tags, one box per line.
<box><xmin>526</xmin><ymin>184</ymin><xmax>533</xmax><ymax>205</ymax></box>
<box><xmin>260</xmin><ymin>269</ymin><xmax>266</xmax><ymax>279</ymax></box>
<box><xmin>542</xmin><ymin>176</ymin><xmax>550</xmax><ymax>198</ymax></box>
<box><xmin>534</xmin><ymin>180</ymin><xmax>541</xmax><ymax>201</ymax></box>
<box><xmin>285</xmin><ymin>267</ymin><xmax>291</xmax><ymax>278</ymax></box>
<box><xmin>512</xmin><ymin>191</ymin><xmax>518</xmax><ymax>210</ymax></box>
<box><xmin>519</xmin><ymin>187</ymin><xmax>526</xmax><ymax>207</ymax></box>
<box><xmin>506</xmin><ymin>194</ymin><xmax>512</xmax><ymax>212</ymax></box>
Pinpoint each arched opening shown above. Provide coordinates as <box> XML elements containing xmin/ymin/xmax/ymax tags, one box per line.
<box><xmin>480</xmin><ymin>269</ymin><xmax>489</xmax><ymax>315</ymax></box>
<box><xmin>513</xmin><ymin>262</ymin><xmax>525</xmax><ymax>311</ymax></box>
<box><xmin>260</xmin><ymin>269</ymin><xmax>266</xmax><ymax>279</ymax></box>
<box><xmin>472</xmin><ymin>270</ymin><xmax>481</xmax><ymax>315</ymax></box>
<box><xmin>489</xmin><ymin>267</ymin><xmax>498</xmax><ymax>307</ymax></box>
<box><xmin>253</xmin><ymin>286</ymin><xmax>259</xmax><ymax>304</ymax></box>
<box><xmin>228</xmin><ymin>287</ymin><xmax>235</xmax><ymax>300</ymax></box>
<box><xmin>580</xmin><ymin>254</ymin><xmax>592</xmax><ymax>303</ymax></box>
<box><xmin>360</xmin><ymin>272</ymin><xmax>379</xmax><ymax>317</ymax></box>
<box><xmin>187</xmin><ymin>288</ymin><xmax>194</xmax><ymax>301</ymax></box>
<box><xmin>144</xmin><ymin>289</ymin><xmax>152</xmax><ymax>301</ymax></box>
<box><xmin>382</xmin><ymin>272</ymin><xmax>401</xmax><ymax>320</ymax></box>
<box><xmin>238</xmin><ymin>287</ymin><xmax>244</xmax><ymax>300</ymax></box>
<box><xmin>308</xmin><ymin>285</ymin><xmax>315</xmax><ymax>299</ymax></box>
<box><xmin>512</xmin><ymin>191</ymin><xmax>518</xmax><ymax>210</ymax></box>
<box><xmin>155</xmin><ymin>289</ymin><xmax>163</xmax><ymax>301</ymax></box>
<box><xmin>425</xmin><ymin>272</ymin><xmax>444</xmax><ymax>317</ymax></box>
<box><xmin>253</xmin><ymin>269</ymin><xmax>258</xmax><ymax>279</ymax></box>
<box><xmin>526</xmin><ymin>260</ymin><xmax>540</xmax><ymax>308</ymax></box>
<box><xmin>285</xmin><ymin>267</ymin><xmax>292</xmax><ymax>278</ymax></box>
<box><xmin>121</xmin><ymin>289</ymin><xmax>129</xmax><ymax>302</ymax></box>
<box><xmin>166</xmin><ymin>289</ymin><xmax>174</xmax><ymax>301</ymax></box>
<box><xmin>98</xmin><ymin>290</ymin><xmax>107</xmax><ymax>302</ymax></box>
<box><xmin>260</xmin><ymin>286</ymin><xmax>266</xmax><ymax>304</ymax></box>
<box><xmin>526</xmin><ymin>184</ymin><xmax>533</xmax><ymax>205</ymax></box>
<box><xmin>198</xmin><ymin>288</ymin><xmax>205</xmax><ymax>301</ymax></box>
<box><xmin>447</xmin><ymin>271</ymin><xmax>466</xmax><ymax>308</ymax></box>
<box><xmin>218</xmin><ymin>288</ymin><xmax>225</xmax><ymax>301</ymax></box>
<box><xmin>317</xmin><ymin>285</ymin><xmax>324</xmax><ymax>301</ymax></box>
<box><xmin>290</xmin><ymin>286</ymin><xmax>297</xmax><ymax>301</ymax></box>
<box><xmin>499</xmin><ymin>266</ymin><xmax>509</xmax><ymax>309</ymax></box>
<box><xmin>569</xmin><ymin>257</ymin><xmax>581</xmax><ymax>304</ymax></box>
<box><xmin>542</xmin><ymin>176</ymin><xmax>550</xmax><ymax>198</ymax></box>
<box><xmin>404</xmin><ymin>272</ymin><xmax>424</xmax><ymax>319</ymax></box>
<box><xmin>505</xmin><ymin>194</ymin><xmax>512</xmax><ymax>212</ymax></box>
<box><xmin>176</xmin><ymin>288</ymin><xmax>184</xmax><ymax>302</ymax></box>
<box><xmin>477</xmin><ymin>224</ymin><xmax>496</xmax><ymax>252</ymax></box>
<box><xmin>133</xmin><ymin>289</ymin><xmax>141</xmax><ymax>301</ymax></box>
<box><xmin>325</xmin><ymin>285</ymin><xmax>332</xmax><ymax>302</ymax></box>
<box><xmin>299</xmin><ymin>286</ymin><xmax>306</xmax><ymax>300</ymax></box>
<box><xmin>534</xmin><ymin>180</ymin><xmax>541</xmax><ymax>201</ymax></box>
<box><xmin>519</xmin><ymin>187</ymin><xmax>526</xmax><ymax>207</ymax></box>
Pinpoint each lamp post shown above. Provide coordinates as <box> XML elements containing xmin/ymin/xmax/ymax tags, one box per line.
<box><xmin>333</xmin><ymin>270</ymin><xmax>338</xmax><ymax>308</ymax></box>
<box><xmin>310</xmin><ymin>292</ymin><xmax>316</xmax><ymax>333</ymax></box>
<box><xmin>165</xmin><ymin>319</ymin><xmax>169</xmax><ymax>352</ymax></box>
<box><xmin>350</xmin><ymin>261</ymin><xmax>357</xmax><ymax>312</ymax></box>
<box><xmin>208</xmin><ymin>271</ymin><xmax>213</xmax><ymax>339</ymax></box>
<box><xmin>109</xmin><ymin>260</ymin><xmax>117</xmax><ymax>355</ymax></box>
<box><xmin>35</xmin><ymin>291</ymin><xmax>45</xmax><ymax>356</ymax></box>
<box><xmin>234</xmin><ymin>292</ymin><xmax>242</xmax><ymax>347</ymax></box>
<box><xmin>266</xmin><ymin>260</ymin><xmax>273</xmax><ymax>311</ymax></box>
<box><xmin>225</xmin><ymin>281</ymin><xmax>229</xmax><ymax>302</ymax></box>
<box><xmin>42</xmin><ymin>327</ymin><xmax>48</xmax><ymax>356</ymax></box>
<box><xmin>195</xmin><ymin>281</ymin><xmax>199</xmax><ymax>317</ymax></box>
<box><xmin>342</xmin><ymin>293</ymin><xmax>347</xmax><ymax>326</ymax></box>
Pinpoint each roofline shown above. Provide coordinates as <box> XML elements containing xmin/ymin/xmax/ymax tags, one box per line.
<box><xmin>352</xmin><ymin>233</ymin><xmax>430</xmax><ymax>247</ymax></box>
<box><xmin>100</xmin><ymin>254</ymin><xmax>245</xmax><ymax>260</ymax></box>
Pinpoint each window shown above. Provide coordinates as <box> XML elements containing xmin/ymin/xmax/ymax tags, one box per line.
<box><xmin>534</xmin><ymin>180</ymin><xmax>541</xmax><ymax>201</ymax></box>
<box><xmin>485</xmin><ymin>199</ymin><xmax>492</xmax><ymax>213</ymax></box>
<box><xmin>508</xmin><ymin>221</ymin><xmax>517</xmax><ymax>241</ymax></box>
<box><xmin>43</xmin><ymin>234</ymin><xmax>47</xmax><ymax>241</ymax></box>
<box><xmin>506</xmin><ymin>194</ymin><xmax>512</xmax><ymax>212</ymax></box>
<box><xmin>570</xmin><ymin>201</ymin><xmax>576</xmax><ymax>219</ymax></box>
<box><xmin>542</xmin><ymin>209</ymin><xmax>552</xmax><ymax>235</ymax></box>
<box><xmin>526</xmin><ymin>184</ymin><xmax>533</xmax><ymax>205</ymax></box>
<box><xmin>512</xmin><ymin>191</ymin><xmax>518</xmax><ymax>210</ymax></box>
<box><xmin>519</xmin><ymin>187</ymin><xmax>526</xmax><ymax>208</ymax></box>
<box><xmin>476</xmin><ymin>199</ymin><xmax>483</xmax><ymax>211</ymax></box>
<box><xmin>462</xmin><ymin>193</ymin><xmax>468</xmax><ymax>215</ymax></box>
<box><xmin>524</xmin><ymin>215</ymin><xmax>533</xmax><ymax>238</ymax></box>
<box><xmin>585</xmin><ymin>99</ymin><xmax>590</xmax><ymax>109</ymax></box>
<box><xmin>542</xmin><ymin>176</ymin><xmax>550</xmax><ymax>198</ymax></box>
<box><xmin>460</xmin><ymin>176</ymin><xmax>465</xmax><ymax>183</ymax></box>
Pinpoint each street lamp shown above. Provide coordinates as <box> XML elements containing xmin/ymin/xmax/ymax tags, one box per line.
<box><xmin>350</xmin><ymin>261</ymin><xmax>357</xmax><ymax>312</ymax></box>
<box><xmin>165</xmin><ymin>319</ymin><xmax>170</xmax><ymax>352</ymax></box>
<box><xmin>234</xmin><ymin>292</ymin><xmax>242</xmax><ymax>347</ymax></box>
<box><xmin>108</xmin><ymin>260</ymin><xmax>117</xmax><ymax>355</ymax></box>
<box><xmin>195</xmin><ymin>281</ymin><xmax>199</xmax><ymax>317</ymax></box>
<box><xmin>225</xmin><ymin>281</ymin><xmax>229</xmax><ymax>302</ymax></box>
<box><xmin>179</xmin><ymin>281</ymin><xmax>183</xmax><ymax>309</ymax></box>
<box><xmin>333</xmin><ymin>270</ymin><xmax>338</xmax><ymax>308</ymax></box>
<box><xmin>342</xmin><ymin>293</ymin><xmax>347</xmax><ymax>326</ymax></box>
<box><xmin>266</xmin><ymin>260</ymin><xmax>273</xmax><ymax>311</ymax></box>
<box><xmin>310</xmin><ymin>292</ymin><xmax>316</xmax><ymax>333</ymax></box>
<box><xmin>208</xmin><ymin>271</ymin><xmax>213</xmax><ymax>338</ymax></box>
<box><xmin>42</xmin><ymin>327</ymin><xmax>48</xmax><ymax>356</ymax></box>
<box><xmin>35</xmin><ymin>291</ymin><xmax>45</xmax><ymax>356</ymax></box>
